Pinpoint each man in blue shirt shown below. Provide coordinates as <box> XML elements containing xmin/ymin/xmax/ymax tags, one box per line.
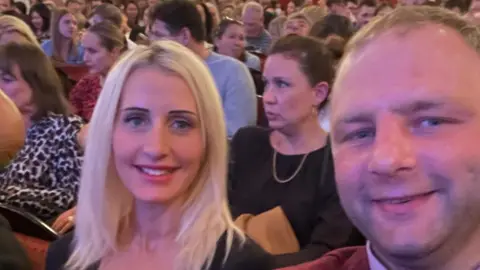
<box><xmin>148</xmin><ymin>0</ymin><xmax>257</xmax><ymax>138</ymax></box>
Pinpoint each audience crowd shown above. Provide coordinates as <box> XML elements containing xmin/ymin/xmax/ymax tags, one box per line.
<box><xmin>0</xmin><ymin>0</ymin><xmax>478</xmax><ymax>269</ymax></box>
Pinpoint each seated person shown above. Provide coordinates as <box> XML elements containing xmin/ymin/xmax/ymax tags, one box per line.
<box><xmin>148</xmin><ymin>0</ymin><xmax>257</xmax><ymax>138</ymax></box>
<box><xmin>286</xmin><ymin>6</ymin><xmax>480</xmax><ymax>270</ymax></box>
<box><xmin>89</xmin><ymin>3</ymin><xmax>137</xmax><ymax>50</ymax></box>
<box><xmin>283</xmin><ymin>12</ymin><xmax>312</xmax><ymax>37</ymax></box>
<box><xmin>229</xmin><ymin>35</ymin><xmax>359</xmax><ymax>269</ymax></box>
<box><xmin>0</xmin><ymin>214</ymin><xmax>31</xmax><ymax>270</ymax></box>
<box><xmin>69</xmin><ymin>21</ymin><xmax>126</xmax><ymax>122</ymax></box>
<box><xmin>46</xmin><ymin>40</ymin><xmax>273</xmax><ymax>270</ymax></box>
<box><xmin>242</xmin><ymin>2</ymin><xmax>272</xmax><ymax>54</ymax></box>
<box><xmin>0</xmin><ymin>43</ymin><xmax>84</xmax><ymax>224</ymax></box>
<box><xmin>213</xmin><ymin>18</ymin><xmax>261</xmax><ymax>72</ymax></box>
<box><xmin>41</xmin><ymin>8</ymin><xmax>84</xmax><ymax>65</ymax></box>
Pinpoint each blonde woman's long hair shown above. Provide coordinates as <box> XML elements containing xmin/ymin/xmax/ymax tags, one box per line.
<box><xmin>0</xmin><ymin>15</ymin><xmax>40</xmax><ymax>47</ymax></box>
<box><xmin>66</xmin><ymin>40</ymin><xmax>245</xmax><ymax>270</ymax></box>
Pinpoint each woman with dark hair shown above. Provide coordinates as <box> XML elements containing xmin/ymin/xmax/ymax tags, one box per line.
<box><xmin>0</xmin><ymin>43</ymin><xmax>84</xmax><ymax>223</ymax></box>
<box><xmin>229</xmin><ymin>35</ymin><xmax>360</xmax><ymax>268</ymax></box>
<box><xmin>214</xmin><ymin>18</ymin><xmax>261</xmax><ymax>71</ymax></box>
<box><xmin>29</xmin><ymin>3</ymin><xmax>51</xmax><ymax>43</ymax></box>
<box><xmin>124</xmin><ymin>0</ymin><xmax>139</xmax><ymax>28</ymax></box>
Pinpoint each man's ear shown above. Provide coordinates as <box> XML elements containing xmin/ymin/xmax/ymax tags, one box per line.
<box><xmin>177</xmin><ymin>27</ymin><xmax>192</xmax><ymax>46</ymax></box>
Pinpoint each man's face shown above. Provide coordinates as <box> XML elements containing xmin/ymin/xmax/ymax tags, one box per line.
<box><xmin>242</xmin><ymin>9</ymin><xmax>263</xmax><ymax>37</ymax></box>
<box><xmin>149</xmin><ymin>19</ymin><xmax>184</xmax><ymax>44</ymax></box>
<box><xmin>331</xmin><ymin>24</ymin><xmax>480</xmax><ymax>265</ymax></box>
<box><xmin>356</xmin><ymin>5</ymin><xmax>376</xmax><ymax>27</ymax></box>
<box><xmin>330</xmin><ymin>3</ymin><xmax>347</xmax><ymax>16</ymax></box>
<box><xmin>67</xmin><ymin>1</ymin><xmax>81</xmax><ymax>14</ymax></box>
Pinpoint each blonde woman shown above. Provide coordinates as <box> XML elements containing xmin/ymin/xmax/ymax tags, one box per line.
<box><xmin>0</xmin><ymin>15</ymin><xmax>40</xmax><ymax>45</ymax></box>
<box><xmin>45</xmin><ymin>40</ymin><xmax>272</xmax><ymax>270</ymax></box>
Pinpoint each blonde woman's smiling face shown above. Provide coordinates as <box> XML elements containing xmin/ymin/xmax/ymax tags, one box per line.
<box><xmin>112</xmin><ymin>66</ymin><xmax>203</xmax><ymax>204</ymax></box>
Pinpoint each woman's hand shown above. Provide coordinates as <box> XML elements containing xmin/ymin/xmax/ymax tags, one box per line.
<box><xmin>52</xmin><ymin>207</ymin><xmax>76</xmax><ymax>234</ymax></box>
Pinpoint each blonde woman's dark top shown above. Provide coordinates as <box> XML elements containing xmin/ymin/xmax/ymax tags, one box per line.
<box><xmin>46</xmin><ymin>232</ymin><xmax>274</xmax><ymax>270</ymax></box>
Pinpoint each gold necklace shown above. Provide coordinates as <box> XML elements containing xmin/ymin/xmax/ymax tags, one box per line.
<box><xmin>272</xmin><ymin>150</ymin><xmax>310</xmax><ymax>184</ymax></box>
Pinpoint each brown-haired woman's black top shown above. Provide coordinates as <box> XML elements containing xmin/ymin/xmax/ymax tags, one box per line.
<box><xmin>228</xmin><ymin>126</ymin><xmax>363</xmax><ymax>268</ymax></box>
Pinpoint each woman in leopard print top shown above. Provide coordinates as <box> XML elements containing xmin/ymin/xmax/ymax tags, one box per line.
<box><xmin>0</xmin><ymin>43</ymin><xmax>84</xmax><ymax>222</ymax></box>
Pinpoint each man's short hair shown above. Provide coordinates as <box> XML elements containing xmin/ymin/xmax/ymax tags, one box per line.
<box><xmin>344</xmin><ymin>6</ymin><xmax>480</xmax><ymax>57</ymax></box>
<box><xmin>286</xmin><ymin>11</ymin><xmax>312</xmax><ymax>25</ymax></box>
<box><xmin>242</xmin><ymin>1</ymin><xmax>263</xmax><ymax>17</ymax></box>
<box><xmin>92</xmin><ymin>3</ymin><xmax>122</xmax><ymax>27</ymax></box>
<box><xmin>327</xmin><ymin>0</ymin><xmax>345</xmax><ymax>7</ymax></box>
<box><xmin>66</xmin><ymin>0</ymin><xmax>80</xmax><ymax>6</ymax></box>
<box><xmin>149</xmin><ymin>0</ymin><xmax>205</xmax><ymax>42</ymax></box>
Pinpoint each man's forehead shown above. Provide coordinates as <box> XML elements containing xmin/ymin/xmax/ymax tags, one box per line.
<box><xmin>335</xmin><ymin>23</ymin><xmax>479</xmax><ymax>89</ymax></box>
<box><xmin>243</xmin><ymin>9</ymin><xmax>262</xmax><ymax>19</ymax></box>
<box><xmin>331</xmin><ymin>23</ymin><xmax>480</xmax><ymax>120</ymax></box>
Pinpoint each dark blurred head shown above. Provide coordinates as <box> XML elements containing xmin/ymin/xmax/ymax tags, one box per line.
<box><xmin>357</xmin><ymin>0</ymin><xmax>376</xmax><ymax>27</ymax></box>
<box><xmin>29</xmin><ymin>3</ymin><xmax>51</xmax><ymax>32</ymax></box>
<box><xmin>149</xmin><ymin>0</ymin><xmax>205</xmax><ymax>43</ymax></box>
<box><xmin>90</xmin><ymin>3</ymin><xmax>122</xmax><ymax>27</ymax></box>
<box><xmin>197</xmin><ymin>3</ymin><xmax>213</xmax><ymax>42</ymax></box>
<box><xmin>309</xmin><ymin>13</ymin><xmax>353</xmax><ymax>40</ymax></box>
<box><xmin>445</xmin><ymin>0</ymin><xmax>469</xmax><ymax>13</ymax></box>
<box><xmin>13</xmin><ymin>2</ymin><xmax>26</xmax><ymax>14</ymax></box>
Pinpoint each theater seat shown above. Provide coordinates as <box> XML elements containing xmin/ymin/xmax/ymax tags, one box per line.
<box><xmin>249</xmin><ymin>51</ymin><xmax>267</xmax><ymax>72</ymax></box>
<box><xmin>14</xmin><ymin>233</ymin><xmax>50</xmax><ymax>270</ymax></box>
<box><xmin>0</xmin><ymin>204</ymin><xmax>58</xmax><ymax>241</ymax></box>
<box><xmin>55</xmin><ymin>64</ymin><xmax>89</xmax><ymax>82</ymax></box>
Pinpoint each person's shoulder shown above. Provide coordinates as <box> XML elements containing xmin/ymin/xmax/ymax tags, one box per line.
<box><xmin>46</xmin><ymin>233</ymin><xmax>74</xmax><ymax>269</ymax></box>
<box><xmin>245</xmin><ymin>52</ymin><xmax>261</xmax><ymax>71</ymax></box>
<box><xmin>279</xmin><ymin>246</ymin><xmax>368</xmax><ymax>270</ymax></box>
<box><xmin>213</xmin><ymin>233</ymin><xmax>273</xmax><ymax>270</ymax></box>
<box><xmin>262</xmin><ymin>29</ymin><xmax>272</xmax><ymax>40</ymax></box>
<box><xmin>76</xmin><ymin>74</ymin><xmax>101</xmax><ymax>87</ymax></box>
<box><xmin>32</xmin><ymin>113</ymin><xmax>84</xmax><ymax>139</ymax></box>
<box><xmin>41</xmin><ymin>39</ymin><xmax>53</xmax><ymax>54</ymax></box>
<box><xmin>41</xmin><ymin>113</ymin><xmax>84</xmax><ymax>128</ymax></box>
<box><xmin>207</xmin><ymin>52</ymin><xmax>247</xmax><ymax>71</ymax></box>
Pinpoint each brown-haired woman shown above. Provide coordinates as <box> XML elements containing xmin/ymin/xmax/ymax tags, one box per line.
<box><xmin>214</xmin><ymin>18</ymin><xmax>261</xmax><ymax>71</ymax></box>
<box><xmin>0</xmin><ymin>43</ymin><xmax>84</xmax><ymax>225</ymax></box>
<box><xmin>41</xmin><ymin>8</ymin><xmax>85</xmax><ymax>64</ymax></box>
<box><xmin>228</xmin><ymin>35</ymin><xmax>361</xmax><ymax>268</ymax></box>
<box><xmin>69</xmin><ymin>21</ymin><xmax>125</xmax><ymax>122</ymax></box>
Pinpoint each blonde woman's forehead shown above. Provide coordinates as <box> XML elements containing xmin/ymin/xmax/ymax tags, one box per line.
<box><xmin>118</xmin><ymin>66</ymin><xmax>199</xmax><ymax>115</ymax></box>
